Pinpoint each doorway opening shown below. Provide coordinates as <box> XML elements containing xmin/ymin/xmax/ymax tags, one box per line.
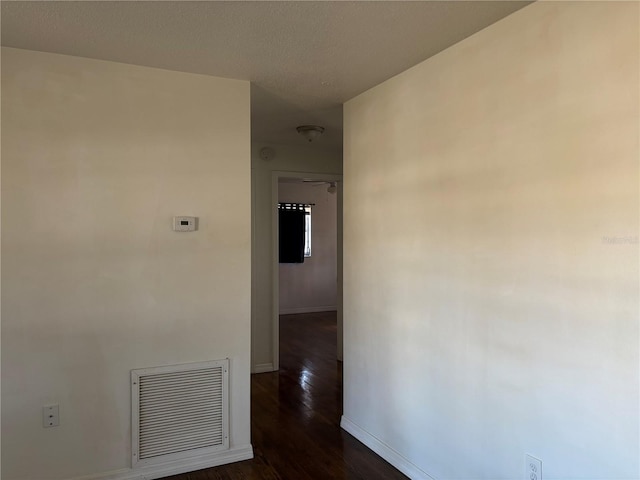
<box><xmin>271</xmin><ymin>172</ymin><xmax>343</xmax><ymax>371</ymax></box>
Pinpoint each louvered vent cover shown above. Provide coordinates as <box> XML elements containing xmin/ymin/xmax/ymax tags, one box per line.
<box><xmin>131</xmin><ymin>360</ymin><xmax>229</xmax><ymax>467</ymax></box>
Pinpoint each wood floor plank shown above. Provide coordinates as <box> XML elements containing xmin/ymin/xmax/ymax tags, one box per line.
<box><xmin>162</xmin><ymin>312</ymin><xmax>407</xmax><ymax>480</ymax></box>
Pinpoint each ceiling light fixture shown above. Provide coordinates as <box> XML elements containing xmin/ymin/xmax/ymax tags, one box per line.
<box><xmin>296</xmin><ymin>125</ymin><xmax>325</xmax><ymax>142</ymax></box>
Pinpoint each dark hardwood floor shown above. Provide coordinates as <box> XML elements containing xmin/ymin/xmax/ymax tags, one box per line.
<box><xmin>163</xmin><ymin>311</ymin><xmax>407</xmax><ymax>480</ymax></box>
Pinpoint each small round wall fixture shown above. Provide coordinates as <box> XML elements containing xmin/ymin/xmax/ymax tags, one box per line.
<box><xmin>259</xmin><ymin>147</ymin><xmax>275</xmax><ymax>161</ymax></box>
<box><xmin>296</xmin><ymin>125</ymin><xmax>325</xmax><ymax>142</ymax></box>
<box><xmin>327</xmin><ymin>182</ymin><xmax>337</xmax><ymax>194</ymax></box>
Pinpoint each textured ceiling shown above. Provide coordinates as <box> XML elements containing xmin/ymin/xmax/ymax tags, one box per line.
<box><xmin>1</xmin><ymin>1</ymin><xmax>531</xmax><ymax>152</ymax></box>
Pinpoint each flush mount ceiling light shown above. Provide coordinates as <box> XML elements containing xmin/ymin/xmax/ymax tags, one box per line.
<box><xmin>296</xmin><ymin>125</ymin><xmax>325</xmax><ymax>142</ymax></box>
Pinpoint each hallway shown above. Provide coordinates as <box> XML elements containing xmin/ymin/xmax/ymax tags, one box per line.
<box><xmin>165</xmin><ymin>311</ymin><xmax>407</xmax><ymax>479</ymax></box>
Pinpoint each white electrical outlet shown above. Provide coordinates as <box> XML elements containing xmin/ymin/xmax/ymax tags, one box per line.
<box><xmin>525</xmin><ymin>454</ymin><xmax>542</xmax><ymax>480</ymax></box>
<box><xmin>43</xmin><ymin>404</ymin><xmax>60</xmax><ymax>427</ymax></box>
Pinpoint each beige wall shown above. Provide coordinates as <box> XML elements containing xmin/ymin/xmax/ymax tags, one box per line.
<box><xmin>278</xmin><ymin>181</ymin><xmax>338</xmax><ymax>314</ymax></box>
<box><xmin>251</xmin><ymin>144</ymin><xmax>342</xmax><ymax>371</ymax></box>
<box><xmin>1</xmin><ymin>48</ymin><xmax>252</xmax><ymax>480</ymax></box>
<box><xmin>342</xmin><ymin>3</ymin><xmax>639</xmax><ymax>480</ymax></box>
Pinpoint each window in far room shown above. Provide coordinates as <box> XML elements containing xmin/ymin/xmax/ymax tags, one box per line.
<box><xmin>278</xmin><ymin>203</ymin><xmax>312</xmax><ymax>262</ymax></box>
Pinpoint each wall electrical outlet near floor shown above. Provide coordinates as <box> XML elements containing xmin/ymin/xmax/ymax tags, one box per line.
<box><xmin>43</xmin><ymin>404</ymin><xmax>60</xmax><ymax>427</ymax></box>
<box><xmin>525</xmin><ymin>454</ymin><xmax>542</xmax><ymax>480</ymax></box>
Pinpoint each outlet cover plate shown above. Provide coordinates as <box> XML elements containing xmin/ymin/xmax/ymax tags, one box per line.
<box><xmin>525</xmin><ymin>454</ymin><xmax>542</xmax><ymax>480</ymax></box>
<box><xmin>43</xmin><ymin>404</ymin><xmax>60</xmax><ymax>427</ymax></box>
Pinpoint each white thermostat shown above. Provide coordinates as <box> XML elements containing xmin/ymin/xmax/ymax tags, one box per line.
<box><xmin>173</xmin><ymin>216</ymin><xmax>197</xmax><ymax>232</ymax></box>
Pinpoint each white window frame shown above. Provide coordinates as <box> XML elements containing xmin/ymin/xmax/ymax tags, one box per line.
<box><xmin>303</xmin><ymin>206</ymin><xmax>312</xmax><ymax>257</ymax></box>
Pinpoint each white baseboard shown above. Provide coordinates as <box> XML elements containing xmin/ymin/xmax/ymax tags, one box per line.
<box><xmin>252</xmin><ymin>362</ymin><xmax>275</xmax><ymax>374</ymax></box>
<box><xmin>279</xmin><ymin>306</ymin><xmax>337</xmax><ymax>315</ymax></box>
<box><xmin>340</xmin><ymin>416</ymin><xmax>435</xmax><ymax>480</ymax></box>
<box><xmin>68</xmin><ymin>444</ymin><xmax>254</xmax><ymax>480</ymax></box>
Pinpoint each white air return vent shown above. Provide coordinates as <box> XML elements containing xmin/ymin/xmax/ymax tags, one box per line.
<box><xmin>131</xmin><ymin>359</ymin><xmax>229</xmax><ymax>467</ymax></box>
